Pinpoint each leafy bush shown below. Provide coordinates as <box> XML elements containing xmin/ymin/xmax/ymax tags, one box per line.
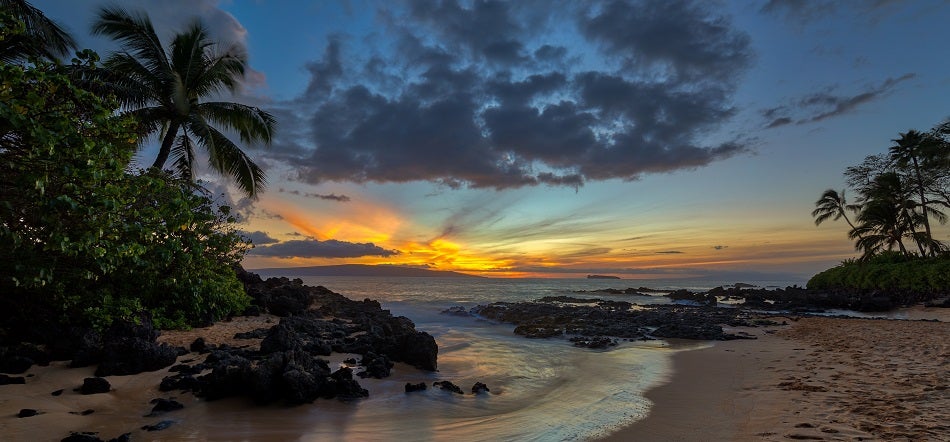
<box><xmin>0</xmin><ymin>54</ymin><xmax>249</xmax><ymax>335</ymax></box>
<box><xmin>807</xmin><ymin>254</ymin><xmax>950</xmax><ymax>292</ymax></box>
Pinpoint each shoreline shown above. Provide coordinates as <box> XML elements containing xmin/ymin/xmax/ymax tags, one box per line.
<box><xmin>601</xmin><ymin>313</ymin><xmax>950</xmax><ymax>441</ymax></box>
<box><xmin>2</xmin><ymin>307</ymin><xmax>947</xmax><ymax>440</ymax></box>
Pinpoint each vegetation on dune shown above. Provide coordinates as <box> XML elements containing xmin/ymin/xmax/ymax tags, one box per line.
<box><xmin>810</xmin><ymin>125</ymin><xmax>950</xmax><ymax>291</ymax></box>
<box><xmin>0</xmin><ymin>5</ymin><xmax>264</xmax><ymax>336</ymax></box>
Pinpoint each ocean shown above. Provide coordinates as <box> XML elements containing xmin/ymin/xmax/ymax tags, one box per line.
<box><xmin>212</xmin><ymin>275</ymin><xmax>803</xmax><ymax>441</ymax></box>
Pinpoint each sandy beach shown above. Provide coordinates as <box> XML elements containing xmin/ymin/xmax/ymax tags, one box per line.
<box><xmin>2</xmin><ymin>311</ymin><xmax>948</xmax><ymax>441</ymax></box>
<box><xmin>602</xmin><ymin>312</ymin><xmax>950</xmax><ymax>441</ymax></box>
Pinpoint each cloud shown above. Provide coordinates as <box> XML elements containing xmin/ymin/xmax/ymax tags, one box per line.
<box><xmin>759</xmin><ymin>0</ymin><xmax>911</xmax><ymax>26</ymax></box>
<box><xmin>656</xmin><ymin>250</ymin><xmax>684</xmax><ymax>254</ymax></box>
<box><xmin>238</xmin><ymin>230</ymin><xmax>279</xmax><ymax>245</ymax></box>
<box><xmin>713</xmin><ymin>245</ymin><xmax>728</xmax><ymax>250</ymax></box>
<box><xmin>266</xmin><ymin>0</ymin><xmax>753</xmax><ymax>190</ymax></box>
<box><xmin>761</xmin><ymin>74</ymin><xmax>915</xmax><ymax>128</ymax></box>
<box><xmin>248</xmin><ymin>238</ymin><xmax>399</xmax><ymax>258</ymax></box>
<box><xmin>278</xmin><ymin>188</ymin><xmax>351</xmax><ymax>202</ymax></box>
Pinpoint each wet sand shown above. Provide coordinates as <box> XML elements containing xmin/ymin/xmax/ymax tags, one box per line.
<box><xmin>601</xmin><ymin>313</ymin><xmax>950</xmax><ymax>441</ymax></box>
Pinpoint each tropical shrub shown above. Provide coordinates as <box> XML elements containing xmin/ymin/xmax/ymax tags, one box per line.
<box><xmin>0</xmin><ymin>52</ymin><xmax>249</xmax><ymax>335</ymax></box>
<box><xmin>807</xmin><ymin>253</ymin><xmax>950</xmax><ymax>292</ymax></box>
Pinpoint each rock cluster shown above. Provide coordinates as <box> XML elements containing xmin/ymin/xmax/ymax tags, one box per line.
<box><xmin>154</xmin><ymin>272</ymin><xmax>438</xmax><ymax>404</ymax></box>
<box><xmin>471</xmin><ymin>297</ymin><xmax>771</xmax><ymax>344</ymax></box>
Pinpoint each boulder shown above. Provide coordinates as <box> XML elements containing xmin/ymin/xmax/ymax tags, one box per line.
<box><xmin>405</xmin><ymin>382</ymin><xmax>427</xmax><ymax>393</ymax></box>
<box><xmin>141</xmin><ymin>421</ymin><xmax>175</xmax><ymax>432</ymax></box>
<box><xmin>0</xmin><ymin>374</ymin><xmax>26</xmax><ymax>385</ymax></box>
<box><xmin>17</xmin><ymin>408</ymin><xmax>39</xmax><ymax>418</ymax></box>
<box><xmin>79</xmin><ymin>377</ymin><xmax>111</xmax><ymax>395</ymax></box>
<box><xmin>147</xmin><ymin>398</ymin><xmax>184</xmax><ymax>416</ymax></box>
<box><xmin>189</xmin><ymin>338</ymin><xmax>208</xmax><ymax>354</ymax></box>
<box><xmin>94</xmin><ymin>318</ymin><xmax>178</xmax><ymax>376</ymax></box>
<box><xmin>471</xmin><ymin>382</ymin><xmax>490</xmax><ymax>394</ymax></box>
<box><xmin>357</xmin><ymin>352</ymin><xmax>393</xmax><ymax>379</ymax></box>
<box><xmin>0</xmin><ymin>355</ymin><xmax>34</xmax><ymax>374</ymax></box>
<box><xmin>432</xmin><ymin>380</ymin><xmax>464</xmax><ymax>394</ymax></box>
<box><xmin>327</xmin><ymin>367</ymin><xmax>368</xmax><ymax>400</ymax></box>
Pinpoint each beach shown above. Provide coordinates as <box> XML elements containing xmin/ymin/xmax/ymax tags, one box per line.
<box><xmin>2</xmin><ymin>309</ymin><xmax>948</xmax><ymax>441</ymax></box>
<box><xmin>603</xmin><ymin>313</ymin><xmax>950</xmax><ymax>441</ymax></box>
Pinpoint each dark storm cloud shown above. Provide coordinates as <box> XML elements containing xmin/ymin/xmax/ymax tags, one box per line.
<box><xmin>248</xmin><ymin>239</ymin><xmax>399</xmax><ymax>258</ymax></box>
<box><xmin>238</xmin><ymin>230</ymin><xmax>279</xmax><ymax>245</ymax></box>
<box><xmin>579</xmin><ymin>0</ymin><xmax>752</xmax><ymax>82</ymax></box>
<box><xmin>761</xmin><ymin>74</ymin><xmax>915</xmax><ymax>128</ymax></box>
<box><xmin>268</xmin><ymin>0</ymin><xmax>753</xmax><ymax>190</ymax></box>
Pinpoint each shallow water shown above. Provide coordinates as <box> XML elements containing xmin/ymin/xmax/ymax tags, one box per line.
<box><xmin>190</xmin><ymin>275</ymin><xmax>779</xmax><ymax>441</ymax></box>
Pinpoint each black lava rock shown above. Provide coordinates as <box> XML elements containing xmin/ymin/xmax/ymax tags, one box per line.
<box><xmin>405</xmin><ymin>382</ymin><xmax>427</xmax><ymax>393</ymax></box>
<box><xmin>61</xmin><ymin>432</ymin><xmax>103</xmax><ymax>442</ymax></box>
<box><xmin>433</xmin><ymin>380</ymin><xmax>464</xmax><ymax>394</ymax></box>
<box><xmin>0</xmin><ymin>355</ymin><xmax>34</xmax><ymax>374</ymax></box>
<box><xmin>357</xmin><ymin>351</ymin><xmax>393</xmax><ymax>379</ymax></box>
<box><xmin>0</xmin><ymin>374</ymin><xmax>26</xmax><ymax>385</ymax></box>
<box><xmin>147</xmin><ymin>398</ymin><xmax>184</xmax><ymax>416</ymax></box>
<box><xmin>141</xmin><ymin>420</ymin><xmax>175</xmax><ymax>431</ymax></box>
<box><xmin>79</xmin><ymin>377</ymin><xmax>111</xmax><ymax>395</ymax></box>
<box><xmin>94</xmin><ymin>317</ymin><xmax>179</xmax><ymax>376</ymax></box>
<box><xmin>471</xmin><ymin>382</ymin><xmax>490</xmax><ymax>394</ymax></box>
<box><xmin>17</xmin><ymin>408</ymin><xmax>39</xmax><ymax>418</ymax></box>
<box><xmin>189</xmin><ymin>338</ymin><xmax>208</xmax><ymax>353</ymax></box>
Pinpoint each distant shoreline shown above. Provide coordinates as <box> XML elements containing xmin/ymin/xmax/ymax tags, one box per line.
<box><xmin>249</xmin><ymin>264</ymin><xmax>482</xmax><ymax>278</ymax></box>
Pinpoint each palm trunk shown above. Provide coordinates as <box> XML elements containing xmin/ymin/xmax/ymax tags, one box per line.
<box><xmin>151</xmin><ymin>120</ymin><xmax>180</xmax><ymax>170</ymax></box>
<box><xmin>912</xmin><ymin>157</ymin><xmax>934</xmax><ymax>256</ymax></box>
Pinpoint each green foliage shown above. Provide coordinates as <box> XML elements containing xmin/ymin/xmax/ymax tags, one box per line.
<box><xmin>807</xmin><ymin>253</ymin><xmax>950</xmax><ymax>291</ymax></box>
<box><xmin>0</xmin><ymin>54</ymin><xmax>249</xmax><ymax>333</ymax></box>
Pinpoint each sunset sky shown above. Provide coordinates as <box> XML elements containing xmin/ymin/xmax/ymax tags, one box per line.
<box><xmin>44</xmin><ymin>0</ymin><xmax>950</xmax><ymax>279</ymax></box>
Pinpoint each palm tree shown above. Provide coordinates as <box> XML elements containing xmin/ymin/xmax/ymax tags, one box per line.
<box><xmin>0</xmin><ymin>0</ymin><xmax>76</xmax><ymax>63</ymax></box>
<box><xmin>92</xmin><ymin>6</ymin><xmax>275</xmax><ymax>197</ymax></box>
<box><xmin>812</xmin><ymin>189</ymin><xmax>861</xmax><ymax>235</ymax></box>
<box><xmin>850</xmin><ymin>172</ymin><xmax>923</xmax><ymax>258</ymax></box>
<box><xmin>889</xmin><ymin>130</ymin><xmax>938</xmax><ymax>255</ymax></box>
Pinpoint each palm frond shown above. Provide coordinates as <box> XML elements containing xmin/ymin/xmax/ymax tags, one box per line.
<box><xmin>186</xmin><ymin>115</ymin><xmax>265</xmax><ymax>197</ymax></box>
<box><xmin>197</xmin><ymin>101</ymin><xmax>275</xmax><ymax>145</ymax></box>
<box><xmin>0</xmin><ymin>0</ymin><xmax>76</xmax><ymax>60</ymax></box>
<box><xmin>171</xmin><ymin>131</ymin><xmax>196</xmax><ymax>181</ymax></box>
<box><xmin>92</xmin><ymin>6</ymin><xmax>169</xmax><ymax>76</ymax></box>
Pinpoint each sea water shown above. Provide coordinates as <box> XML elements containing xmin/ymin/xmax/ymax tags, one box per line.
<box><xmin>206</xmin><ymin>275</ymin><xmax>799</xmax><ymax>441</ymax></box>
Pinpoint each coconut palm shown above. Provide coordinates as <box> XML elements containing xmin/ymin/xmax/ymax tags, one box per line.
<box><xmin>850</xmin><ymin>172</ymin><xmax>924</xmax><ymax>258</ymax></box>
<box><xmin>92</xmin><ymin>6</ymin><xmax>275</xmax><ymax>197</ymax></box>
<box><xmin>812</xmin><ymin>189</ymin><xmax>861</xmax><ymax>233</ymax></box>
<box><xmin>0</xmin><ymin>0</ymin><xmax>76</xmax><ymax>63</ymax></box>
<box><xmin>889</xmin><ymin>130</ymin><xmax>940</xmax><ymax>255</ymax></box>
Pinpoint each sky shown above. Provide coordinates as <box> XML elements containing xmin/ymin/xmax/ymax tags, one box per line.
<box><xmin>41</xmin><ymin>0</ymin><xmax>950</xmax><ymax>280</ymax></box>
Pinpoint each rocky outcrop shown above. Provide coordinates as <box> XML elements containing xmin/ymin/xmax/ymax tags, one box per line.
<box><xmin>433</xmin><ymin>380</ymin><xmax>464</xmax><ymax>394</ymax></box>
<box><xmin>474</xmin><ymin>298</ymin><xmax>768</xmax><ymax>343</ymax></box>
<box><xmin>79</xmin><ymin>377</ymin><xmax>111</xmax><ymax>395</ymax></box>
<box><xmin>153</xmin><ymin>273</ymin><xmax>439</xmax><ymax>404</ymax></box>
<box><xmin>94</xmin><ymin>317</ymin><xmax>180</xmax><ymax>377</ymax></box>
<box><xmin>471</xmin><ymin>382</ymin><xmax>490</xmax><ymax>394</ymax></box>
